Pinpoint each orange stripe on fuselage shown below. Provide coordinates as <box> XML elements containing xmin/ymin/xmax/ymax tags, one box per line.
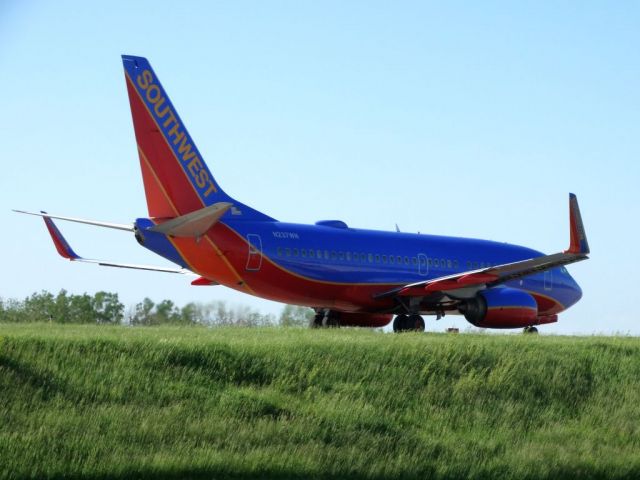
<box><xmin>207</xmin><ymin>222</ymin><xmax>397</xmax><ymax>311</ymax></box>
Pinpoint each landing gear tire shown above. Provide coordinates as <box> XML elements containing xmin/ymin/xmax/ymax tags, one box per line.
<box><xmin>523</xmin><ymin>326</ymin><xmax>538</xmax><ymax>334</ymax></box>
<box><xmin>393</xmin><ymin>314</ymin><xmax>408</xmax><ymax>332</ymax></box>
<box><xmin>310</xmin><ymin>312</ymin><xmax>324</xmax><ymax>329</ymax></box>
<box><xmin>393</xmin><ymin>314</ymin><xmax>425</xmax><ymax>332</ymax></box>
<box><xmin>321</xmin><ymin>311</ymin><xmax>340</xmax><ymax>328</ymax></box>
<box><xmin>409</xmin><ymin>314</ymin><xmax>425</xmax><ymax>332</ymax></box>
<box><xmin>322</xmin><ymin>316</ymin><xmax>340</xmax><ymax>328</ymax></box>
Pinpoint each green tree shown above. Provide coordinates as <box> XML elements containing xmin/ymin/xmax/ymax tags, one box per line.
<box><xmin>279</xmin><ymin>305</ymin><xmax>314</xmax><ymax>327</ymax></box>
<box><xmin>155</xmin><ymin>299</ymin><xmax>180</xmax><ymax>324</ymax></box>
<box><xmin>0</xmin><ymin>297</ymin><xmax>27</xmax><ymax>323</ymax></box>
<box><xmin>23</xmin><ymin>291</ymin><xmax>56</xmax><ymax>322</ymax></box>
<box><xmin>68</xmin><ymin>293</ymin><xmax>95</xmax><ymax>324</ymax></box>
<box><xmin>92</xmin><ymin>291</ymin><xmax>124</xmax><ymax>324</ymax></box>
<box><xmin>179</xmin><ymin>302</ymin><xmax>201</xmax><ymax>325</ymax></box>
<box><xmin>130</xmin><ymin>298</ymin><xmax>155</xmax><ymax>325</ymax></box>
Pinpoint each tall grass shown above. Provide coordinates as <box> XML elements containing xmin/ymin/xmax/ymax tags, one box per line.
<box><xmin>1</xmin><ymin>324</ymin><xmax>639</xmax><ymax>479</ymax></box>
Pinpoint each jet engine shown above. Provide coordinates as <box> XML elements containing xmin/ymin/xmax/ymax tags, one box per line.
<box><xmin>459</xmin><ymin>287</ymin><xmax>538</xmax><ymax>328</ymax></box>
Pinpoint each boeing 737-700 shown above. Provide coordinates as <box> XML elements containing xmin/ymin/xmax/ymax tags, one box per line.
<box><xmin>16</xmin><ymin>55</ymin><xmax>590</xmax><ymax>332</ymax></box>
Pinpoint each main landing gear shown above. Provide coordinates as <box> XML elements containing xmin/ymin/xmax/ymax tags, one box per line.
<box><xmin>393</xmin><ymin>314</ymin><xmax>425</xmax><ymax>333</ymax></box>
<box><xmin>310</xmin><ymin>310</ymin><xmax>340</xmax><ymax>328</ymax></box>
<box><xmin>523</xmin><ymin>326</ymin><xmax>538</xmax><ymax>334</ymax></box>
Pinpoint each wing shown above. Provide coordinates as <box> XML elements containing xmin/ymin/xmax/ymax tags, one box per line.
<box><xmin>13</xmin><ymin>209</ymin><xmax>134</xmax><ymax>231</ymax></box>
<box><xmin>374</xmin><ymin>193</ymin><xmax>589</xmax><ymax>301</ymax></box>
<box><xmin>39</xmin><ymin>212</ymin><xmax>188</xmax><ymax>274</ymax></box>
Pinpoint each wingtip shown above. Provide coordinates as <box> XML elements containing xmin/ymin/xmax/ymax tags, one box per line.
<box><xmin>42</xmin><ymin>216</ymin><xmax>80</xmax><ymax>260</ymax></box>
<box><xmin>566</xmin><ymin>193</ymin><xmax>590</xmax><ymax>255</ymax></box>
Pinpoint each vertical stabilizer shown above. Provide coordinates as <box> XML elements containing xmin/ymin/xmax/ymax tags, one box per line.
<box><xmin>121</xmin><ymin>55</ymin><xmax>273</xmax><ymax>222</ymax></box>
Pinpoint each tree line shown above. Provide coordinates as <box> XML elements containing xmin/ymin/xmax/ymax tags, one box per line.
<box><xmin>0</xmin><ymin>290</ymin><xmax>314</xmax><ymax>327</ymax></box>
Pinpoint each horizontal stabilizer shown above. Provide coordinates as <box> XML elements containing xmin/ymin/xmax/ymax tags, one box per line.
<box><xmin>148</xmin><ymin>202</ymin><xmax>232</xmax><ymax>237</ymax></box>
<box><xmin>38</xmin><ymin>214</ymin><xmax>187</xmax><ymax>274</ymax></box>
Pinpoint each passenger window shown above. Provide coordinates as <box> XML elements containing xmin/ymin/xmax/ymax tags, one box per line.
<box><xmin>293</xmin><ymin>248</ymin><xmax>299</xmax><ymax>257</ymax></box>
<box><xmin>389</xmin><ymin>255</ymin><xmax>395</xmax><ymax>264</ymax></box>
<box><xmin>441</xmin><ymin>259</ymin><xmax>446</xmax><ymax>268</ymax></box>
<box><xmin>277</xmin><ymin>247</ymin><xmax>283</xmax><ymax>256</ymax></box>
<box><xmin>309</xmin><ymin>249</ymin><xmax>315</xmax><ymax>258</ymax></box>
<box><xmin>397</xmin><ymin>256</ymin><xmax>402</xmax><ymax>264</ymax></box>
<box><xmin>331</xmin><ymin>251</ymin><xmax>337</xmax><ymax>260</ymax></box>
<box><xmin>447</xmin><ymin>260</ymin><xmax>452</xmax><ymax>269</ymax></box>
<box><xmin>285</xmin><ymin>248</ymin><xmax>291</xmax><ymax>257</ymax></box>
<box><xmin>453</xmin><ymin>259</ymin><xmax>458</xmax><ymax>269</ymax></box>
<box><xmin>301</xmin><ymin>249</ymin><xmax>307</xmax><ymax>257</ymax></box>
<box><xmin>375</xmin><ymin>254</ymin><xmax>380</xmax><ymax>263</ymax></box>
<box><xmin>324</xmin><ymin>250</ymin><xmax>330</xmax><ymax>260</ymax></box>
<box><xmin>368</xmin><ymin>253</ymin><xmax>373</xmax><ymax>263</ymax></box>
<box><xmin>317</xmin><ymin>250</ymin><xmax>322</xmax><ymax>259</ymax></box>
<box><xmin>339</xmin><ymin>251</ymin><xmax>345</xmax><ymax>261</ymax></box>
<box><xmin>361</xmin><ymin>253</ymin><xmax>367</xmax><ymax>262</ymax></box>
<box><xmin>346</xmin><ymin>252</ymin><xmax>351</xmax><ymax>261</ymax></box>
<box><xmin>466</xmin><ymin>261</ymin><xmax>471</xmax><ymax>269</ymax></box>
<box><xmin>428</xmin><ymin>258</ymin><xmax>433</xmax><ymax>267</ymax></box>
<box><xmin>420</xmin><ymin>257</ymin><xmax>426</xmax><ymax>266</ymax></box>
<box><xmin>434</xmin><ymin>258</ymin><xmax>439</xmax><ymax>267</ymax></box>
<box><xmin>382</xmin><ymin>255</ymin><xmax>387</xmax><ymax>263</ymax></box>
<box><xmin>473</xmin><ymin>261</ymin><xmax>478</xmax><ymax>269</ymax></box>
<box><xmin>404</xmin><ymin>256</ymin><xmax>409</xmax><ymax>265</ymax></box>
<box><xmin>412</xmin><ymin>257</ymin><xmax>417</xmax><ymax>266</ymax></box>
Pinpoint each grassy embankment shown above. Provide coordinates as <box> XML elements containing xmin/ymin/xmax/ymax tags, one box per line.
<box><xmin>1</xmin><ymin>324</ymin><xmax>639</xmax><ymax>479</ymax></box>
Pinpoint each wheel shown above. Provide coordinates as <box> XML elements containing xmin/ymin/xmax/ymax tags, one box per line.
<box><xmin>408</xmin><ymin>314</ymin><xmax>425</xmax><ymax>332</ymax></box>
<box><xmin>310</xmin><ymin>311</ymin><xmax>323</xmax><ymax>329</ymax></box>
<box><xmin>322</xmin><ymin>312</ymin><xmax>340</xmax><ymax>328</ymax></box>
<box><xmin>523</xmin><ymin>326</ymin><xmax>538</xmax><ymax>334</ymax></box>
<box><xmin>393</xmin><ymin>314</ymin><xmax>409</xmax><ymax>332</ymax></box>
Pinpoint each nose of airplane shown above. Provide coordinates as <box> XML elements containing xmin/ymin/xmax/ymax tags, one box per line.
<box><xmin>567</xmin><ymin>273</ymin><xmax>583</xmax><ymax>308</ymax></box>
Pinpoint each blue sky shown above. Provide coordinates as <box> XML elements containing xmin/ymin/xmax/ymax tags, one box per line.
<box><xmin>1</xmin><ymin>1</ymin><xmax>638</xmax><ymax>334</ymax></box>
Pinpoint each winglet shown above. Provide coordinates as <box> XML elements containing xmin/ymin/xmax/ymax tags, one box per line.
<box><xmin>565</xmin><ymin>193</ymin><xmax>590</xmax><ymax>255</ymax></box>
<box><xmin>41</xmin><ymin>212</ymin><xmax>80</xmax><ymax>260</ymax></box>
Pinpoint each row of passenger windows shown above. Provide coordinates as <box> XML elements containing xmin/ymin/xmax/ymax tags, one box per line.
<box><xmin>275</xmin><ymin>246</ymin><xmax>496</xmax><ymax>270</ymax></box>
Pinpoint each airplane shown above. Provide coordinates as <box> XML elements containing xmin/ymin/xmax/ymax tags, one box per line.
<box><xmin>15</xmin><ymin>55</ymin><xmax>590</xmax><ymax>333</ymax></box>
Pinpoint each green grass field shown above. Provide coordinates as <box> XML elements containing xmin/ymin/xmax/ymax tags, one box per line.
<box><xmin>1</xmin><ymin>324</ymin><xmax>639</xmax><ymax>479</ymax></box>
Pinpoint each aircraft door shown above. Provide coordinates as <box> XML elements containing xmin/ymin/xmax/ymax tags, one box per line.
<box><xmin>246</xmin><ymin>234</ymin><xmax>262</xmax><ymax>271</ymax></box>
<box><xmin>418</xmin><ymin>253</ymin><xmax>429</xmax><ymax>276</ymax></box>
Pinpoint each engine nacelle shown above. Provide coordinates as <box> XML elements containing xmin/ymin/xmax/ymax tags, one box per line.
<box><xmin>338</xmin><ymin>312</ymin><xmax>393</xmax><ymax>328</ymax></box>
<box><xmin>460</xmin><ymin>288</ymin><xmax>538</xmax><ymax>328</ymax></box>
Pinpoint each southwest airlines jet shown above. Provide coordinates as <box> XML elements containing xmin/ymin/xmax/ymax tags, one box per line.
<box><xmin>16</xmin><ymin>55</ymin><xmax>590</xmax><ymax>333</ymax></box>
